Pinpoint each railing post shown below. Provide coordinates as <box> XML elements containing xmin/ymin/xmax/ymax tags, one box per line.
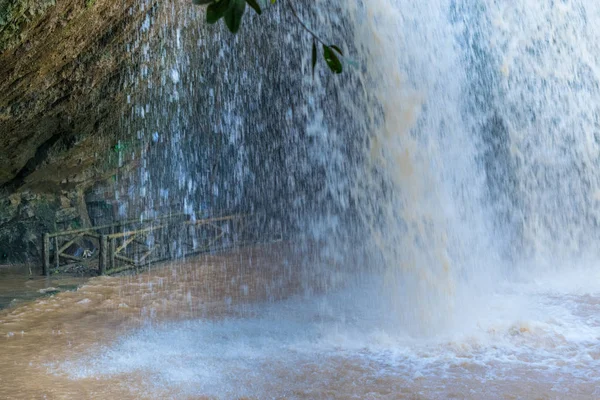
<box><xmin>42</xmin><ymin>233</ymin><xmax>50</xmax><ymax>277</ymax></box>
<box><xmin>54</xmin><ymin>236</ymin><xmax>59</xmax><ymax>271</ymax></box>
<box><xmin>109</xmin><ymin>237</ymin><xmax>116</xmax><ymax>271</ymax></box>
<box><xmin>99</xmin><ymin>235</ymin><xmax>107</xmax><ymax>275</ymax></box>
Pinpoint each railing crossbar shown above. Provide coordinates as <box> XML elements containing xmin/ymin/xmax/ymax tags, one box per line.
<box><xmin>42</xmin><ymin>213</ymin><xmax>271</xmax><ymax>277</ymax></box>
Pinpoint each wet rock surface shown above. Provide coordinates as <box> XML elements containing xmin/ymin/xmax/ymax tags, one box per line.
<box><xmin>0</xmin><ymin>0</ymin><xmax>152</xmax><ymax>263</ymax></box>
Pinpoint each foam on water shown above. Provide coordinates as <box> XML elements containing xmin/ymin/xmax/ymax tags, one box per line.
<box><xmin>61</xmin><ymin>265</ymin><xmax>600</xmax><ymax>398</ymax></box>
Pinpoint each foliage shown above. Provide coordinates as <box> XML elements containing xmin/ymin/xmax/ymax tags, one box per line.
<box><xmin>192</xmin><ymin>0</ymin><xmax>344</xmax><ymax>74</ymax></box>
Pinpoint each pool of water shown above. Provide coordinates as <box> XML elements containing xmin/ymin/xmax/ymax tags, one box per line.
<box><xmin>0</xmin><ymin>264</ymin><xmax>88</xmax><ymax>310</ymax></box>
<box><xmin>1</xmin><ymin>244</ymin><xmax>599</xmax><ymax>399</ymax></box>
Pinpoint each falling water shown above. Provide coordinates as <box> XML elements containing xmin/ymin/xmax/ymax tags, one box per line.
<box><xmin>3</xmin><ymin>0</ymin><xmax>600</xmax><ymax>398</ymax></box>
<box><xmin>121</xmin><ymin>0</ymin><xmax>484</xmax><ymax>334</ymax></box>
<box><xmin>119</xmin><ymin>0</ymin><xmax>600</xmax><ymax>330</ymax></box>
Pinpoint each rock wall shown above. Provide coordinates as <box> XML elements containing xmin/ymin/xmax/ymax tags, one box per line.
<box><xmin>0</xmin><ymin>0</ymin><xmax>152</xmax><ymax>263</ymax></box>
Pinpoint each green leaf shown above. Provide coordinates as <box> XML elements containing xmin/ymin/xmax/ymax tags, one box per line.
<box><xmin>206</xmin><ymin>0</ymin><xmax>231</xmax><ymax>24</ymax></box>
<box><xmin>224</xmin><ymin>0</ymin><xmax>246</xmax><ymax>33</ymax></box>
<box><xmin>246</xmin><ymin>0</ymin><xmax>261</xmax><ymax>14</ymax></box>
<box><xmin>330</xmin><ymin>45</ymin><xmax>344</xmax><ymax>56</ymax></box>
<box><xmin>312</xmin><ymin>39</ymin><xmax>317</xmax><ymax>78</ymax></box>
<box><xmin>323</xmin><ymin>45</ymin><xmax>343</xmax><ymax>74</ymax></box>
<box><xmin>192</xmin><ymin>0</ymin><xmax>215</xmax><ymax>4</ymax></box>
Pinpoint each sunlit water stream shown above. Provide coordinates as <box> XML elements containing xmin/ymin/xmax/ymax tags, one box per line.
<box><xmin>4</xmin><ymin>0</ymin><xmax>600</xmax><ymax>398</ymax></box>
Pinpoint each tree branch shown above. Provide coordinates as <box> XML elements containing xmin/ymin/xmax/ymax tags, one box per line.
<box><xmin>287</xmin><ymin>1</ymin><xmax>326</xmax><ymax>46</ymax></box>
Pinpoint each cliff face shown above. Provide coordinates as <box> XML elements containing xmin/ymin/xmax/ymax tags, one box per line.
<box><xmin>0</xmin><ymin>0</ymin><xmax>142</xmax><ymax>191</ymax></box>
<box><xmin>0</xmin><ymin>0</ymin><xmax>146</xmax><ymax>263</ymax></box>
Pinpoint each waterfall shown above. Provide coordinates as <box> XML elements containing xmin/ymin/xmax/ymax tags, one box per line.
<box><xmin>120</xmin><ymin>0</ymin><xmax>600</xmax><ymax>334</ymax></box>
<box><xmin>342</xmin><ymin>0</ymin><xmax>600</xmax><ymax>332</ymax></box>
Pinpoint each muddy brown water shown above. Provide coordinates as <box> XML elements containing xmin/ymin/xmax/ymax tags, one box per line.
<box><xmin>0</xmin><ymin>264</ymin><xmax>88</xmax><ymax>310</ymax></box>
<box><xmin>0</xmin><ymin>243</ymin><xmax>599</xmax><ymax>399</ymax></box>
<box><xmin>0</xmin><ymin>243</ymin><xmax>317</xmax><ymax>399</ymax></box>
